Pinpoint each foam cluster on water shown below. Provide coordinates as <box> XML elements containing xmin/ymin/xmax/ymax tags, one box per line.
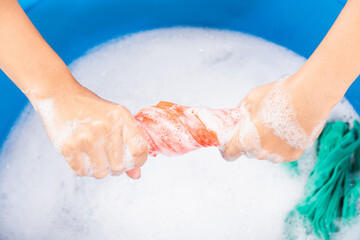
<box><xmin>0</xmin><ymin>27</ymin><xmax>359</xmax><ymax>239</ymax></box>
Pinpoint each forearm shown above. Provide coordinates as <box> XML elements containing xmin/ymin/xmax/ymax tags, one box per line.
<box><xmin>294</xmin><ymin>0</ymin><xmax>360</xmax><ymax>105</ymax></box>
<box><xmin>0</xmin><ymin>0</ymin><xmax>80</xmax><ymax>102</ymax></box>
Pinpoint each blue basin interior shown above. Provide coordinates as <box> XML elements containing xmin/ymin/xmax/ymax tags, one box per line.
<box><xmin>0</xmin><ymin>0</ymin><xmax>358</xmax><ymax>149</ymax></box>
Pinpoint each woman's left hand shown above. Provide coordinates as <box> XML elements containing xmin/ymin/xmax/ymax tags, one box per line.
<box><xmin>221</xmin><ymin>75</ymin><xmax>334</xmax><ymax>163</ymax></box>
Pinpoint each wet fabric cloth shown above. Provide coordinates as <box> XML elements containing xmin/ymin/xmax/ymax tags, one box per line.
<box><xmin>285</xmin><ymin>120</ymin><xmax>360</xmax><ymax>239</ymax></box>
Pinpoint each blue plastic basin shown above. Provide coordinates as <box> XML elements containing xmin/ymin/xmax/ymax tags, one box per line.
<box><xmin>0</xmin><ymin>0</ymin><xmax>358</xmax><ymax>149</ymax></box>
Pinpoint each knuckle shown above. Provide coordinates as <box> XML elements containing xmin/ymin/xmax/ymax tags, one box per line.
<box><xmin>111</xmin><ymin>159</ymin><xmax>125</xmax><ymax>172</ymax></box>
<box><xmin>132</xmin><ymin>150</ymin><xmax>148</xmax><ymax>168</ymax></box>
<box><xmin>256</xmin><ymin>153</ymin><xmax>268</xmax><ymax>160</ymax></box>
<box><xmin>61</xmin><ymin>144</ymin><xmax>73</xmax><ymax>158</ymax></box>
<box><xmin>76</xmin><ymin>132</ymin><xmax>93</xmax><ymax>146</ymax></box>
<box><xmin>117</xmin><ymin>105</ymin><xmax>131</xmax><ymax>115</ymax></box>
<box><xmin>67</xmin><ymin>160</ymin><xmax>76</xmax><ymax>169</ymax></box>
<box><xmin>127</xmin><ymin>134</ymin><xmax>149</xmax><ymax>160</ymax></box>
<box><xmin>136</xmin><ymin>142</ymin><xmax>149</xmax><ymax>155</ymax></box>
<box><xmin>112</xmin><ymin>166</ymin><xmax>125</xmax><ymax>173</ymax></box>
<box><xmin>292</xmin><ymin>151</ymin><xmax>304</xmax><ymax>162</ymax></box>
<box><xmin>69</xmin><ymin>163</ymin><xmax>86</xmax><ymax>176</ymax></box>
<box><xmin>62</xmin><ymin>140</ymin><xmax>77</xmax><ymax>151</ymax></box>
<box><xmin>132</xmin><ymin>144</ymin><xmax>148</xmax><ymax>158</ymax></box>
<box><xmin>111</xmin><ymin>171</ymin><xmax>123</xmax><ymax>177</ymax></box>
<box><xmin>221</xmin><ymin>141</ymin><xmax>242</xmax><ymax>161</ymax></box>
<box><xmin>221</xmin><ymin>150</ymin><xmax>241</xmax><ymax>162</ymax></box>
<box><xmin>75</xmin><ymin>170</ymin><xmax>87</xmax><ymax>177</ymax></box>
<box><xmin>108</xmin><ymin>108</ymin><xmax>123</xmax><ymax>121</ymax></box>
<box><xmin>133</xmin><ymin>154</ymin><xmax>147</xmax><ymax>168</ymax></box>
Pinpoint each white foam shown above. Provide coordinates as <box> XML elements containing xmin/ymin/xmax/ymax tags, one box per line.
<box><xmin>123</xmin><ymin>144</ymin><xmax>135</xmax><ymax>170</ymax></box>
<box><xmin>0</xmin><ymin>27</ymin><xmax>358</xmax><ymax>239</ymax></box>
<box><xmin>258</xmin><ymin>78</ymin><xmax>323</xmax><ymax>150</ymax></box>
<box><xmin>233</xmin><ymin>105</ymin><xmax>284</xmax><ymax>163</ymax></box>
<box><xmin>35</xmin><ymin>98</ymin><xmax>91</xmax><ymax>153</ymax></box>
<box><xmin>192</xmin><ymin>107</ymin><xmax>240</xmax><ymax>149</ymax></box>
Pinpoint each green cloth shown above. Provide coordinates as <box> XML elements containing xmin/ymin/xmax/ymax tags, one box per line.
<box><xmin>285</xmin><ymin>121</ymin><xmax>360</xmax><ymax>240</ymax></box>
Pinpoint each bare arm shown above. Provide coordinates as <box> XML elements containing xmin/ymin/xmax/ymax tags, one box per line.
<box><xmin>0</xmin><ymin>0</ymin><xmax>76</xmax><ymax>98</ymax></box>
<box><xmin>295</xmin><ymin>0</ymin><xmax>360</xmax><ymax>110</ymax></box>
<box><xmin>0</xmin><ymin>0</ymin><xmax>148</xmax><ymax>179</ymax></box>
<box><xmin>223</xmin><ymin>0</ymin><xmax>360</xmax><ymax>162</ymax></box>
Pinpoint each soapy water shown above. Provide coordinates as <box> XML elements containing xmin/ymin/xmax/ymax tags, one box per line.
<box><xmin>0</xmin><ymin>27</ymin><xmax>359</xmax><ymax>239</ymax></box>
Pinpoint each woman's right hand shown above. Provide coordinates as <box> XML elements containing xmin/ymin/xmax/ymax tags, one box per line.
<box><xmin>29</xmin><ymin>81</ymin><xmax>149</xmax><ymax>179</ymax></box>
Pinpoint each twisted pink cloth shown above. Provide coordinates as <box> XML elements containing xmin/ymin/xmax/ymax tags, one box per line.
<box><xmin>135</xmin><ymin>101</ymin><xmax>243</xmax><ymax>157</ymax></box>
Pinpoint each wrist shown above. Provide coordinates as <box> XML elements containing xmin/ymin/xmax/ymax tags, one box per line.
<box><xmin>283</xmin><ymin>73</ymin><xmax>342</xmax><ymax>123</ymax></box>
<box><xmin>292</xmin><ymin>66</ymin><xmax>349</xmax><ymax>108</ymax></box>
<box><xmin>24</xmin><ymin>68</ymin><xmax>84</xmax><ymax>107</ymax></box>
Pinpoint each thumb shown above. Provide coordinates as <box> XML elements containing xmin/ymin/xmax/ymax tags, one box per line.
<box><xmin>126</xmin><ymin>167</ymin><xmax>141</xmax><ymax>179</ymax></box>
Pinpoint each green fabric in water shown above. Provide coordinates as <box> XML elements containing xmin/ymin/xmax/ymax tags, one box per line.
<box><xmin>285</xmin><ymin>121</ymin><xmax>360</xmax><ymax>240</ymax></box>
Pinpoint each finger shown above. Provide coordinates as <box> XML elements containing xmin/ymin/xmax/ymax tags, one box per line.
<box><xmin>122</xmin><ymin>120</ymin><xmax>148</xmax><ymax>169</ymax></box>
<box><xmin>105</xmin><ymin>128</ymin><xmax>125</xmax><ymax>175</ymax></box>
<box><xmin>62</xmin><ymin>145</ymin><xmax>90</xmax><ymax>176</ymax></box>
<box><xmin>126</xmin><ymin>168</ymin><xmax>141</xmax><ymax>179</ymax></box>
<box><xmin>111</xmin><ymin>171</ymin><xmax>123</xmax><ymax>177</ymax></box>
<box><xmin>286</xmin><ymin>150</ymin><xmax>304</xmax><ymax>163</ymax></box>
<box><xmin>65</xmin><ymin>150</ymin><xmax>89</xmax><ymax>176</ymax></box>
<box><xmin>73</xmin><ymin>152</ymin><xmax>90</xmax><ymax>176</ymax></box>
<box><xmin>85</xmin><ymin>143</ymin><xmax>108</xmax><ymax>179</ymax></box>
<box><xmin>255</xmin><ymin>151</ymin><xmax>270</xmax><ymax>161</ymax></box>
<box><xmin>221</xmin><ymin>126</ymin><xmax>244</xmax><ymax>161</ymax></box>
